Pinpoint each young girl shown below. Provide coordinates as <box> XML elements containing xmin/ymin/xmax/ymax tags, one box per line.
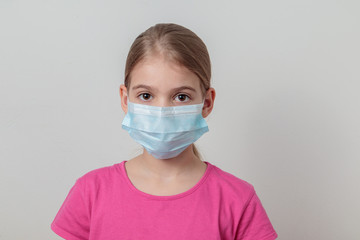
<box><xmin>51</xmin><ymin>23</ymin><xmax>278</xmax><ymax>240</ymax></box>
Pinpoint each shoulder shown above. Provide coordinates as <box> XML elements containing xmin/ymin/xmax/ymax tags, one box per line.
<box><xmin>208</xmin><ymin>161</ymin><xmax>255</xmax><ymax>192</ymax></box>
<box><xmin>75</xmin><ymin>161</ymin><xmax>124</xmax><ymax>187</ymax></box>
<box><xmin>207</xmin><ymin>162</ymin><xmax>255</xmax><ymax>204</ymax></box>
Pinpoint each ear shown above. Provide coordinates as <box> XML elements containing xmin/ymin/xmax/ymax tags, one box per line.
<box><xmin>119</xmin><ymin>84</ymin><xmax>128</xmax><ymax>114</ymax></box>
<box><xmin>202</xmin><ymin>87</ymin><xmax>216</xmax><ymax>118</ymax></box>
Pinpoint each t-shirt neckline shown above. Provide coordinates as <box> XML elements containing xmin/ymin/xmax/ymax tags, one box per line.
<box><xmin>119</xmin><ymin>160</ymin><xmax>213</xmax><ymax>201</ymax></box>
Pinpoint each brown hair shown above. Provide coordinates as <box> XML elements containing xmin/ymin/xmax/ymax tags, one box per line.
<box><xmin>124</xmin><ymin>23</ymin><xmax>211</xmax><ymax>159</ymax></box>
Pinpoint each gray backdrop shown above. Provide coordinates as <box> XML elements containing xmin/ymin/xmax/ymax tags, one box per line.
<box><xmin>1</xmin><ymin>0</ymin><xmax>359</xmax><ymax>239</ymax></box>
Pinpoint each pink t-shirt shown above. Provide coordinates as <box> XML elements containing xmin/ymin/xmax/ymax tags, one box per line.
<box><xmin>51</xmin><ymin>161</ymin><xmax>278</xmax><ymax>240</ymax></box>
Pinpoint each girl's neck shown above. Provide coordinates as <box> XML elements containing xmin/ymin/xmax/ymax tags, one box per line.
<box><xmin>132</xmin><ymin>145</ymin><xmax>205</xmax><ymax>181</ymax></box>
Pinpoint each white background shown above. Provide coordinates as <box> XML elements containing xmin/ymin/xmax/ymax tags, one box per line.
<box><xmin>1</xmin><ymin>0</ymin><xmax>359</xmax><ymax>239</ymax></box>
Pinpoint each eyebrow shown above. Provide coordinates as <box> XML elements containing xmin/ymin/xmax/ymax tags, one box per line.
<box><xmin>131</xmin><ymin>84</ymin><xmax>196</xmax><ymax>93</ymax></box>
<box><xmin>131</xmin><ymin>84</ymin><xmax>154</xmax><ymax>91</ymax></box>
<box><xmin>171</xmin><ymin>86</ymin><xmax>197</xmax><ymax>92</ymax></box>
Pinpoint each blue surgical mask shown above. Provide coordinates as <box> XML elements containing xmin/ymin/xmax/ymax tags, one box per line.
<box><xmin>122</xmin><ymin>101</ymin><xmax>209</xmax><ymax>159</ymax></box>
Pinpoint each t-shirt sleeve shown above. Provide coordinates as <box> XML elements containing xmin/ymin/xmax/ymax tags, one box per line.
<box><xmin>236</xmin><ymin>189</ymin><xmax>278</xmax><ymax>240</ymax></box>
<box><xmin>51</xmin><ymin>177</ymin><xmax>90</xmax><ymax>240</ymax></box>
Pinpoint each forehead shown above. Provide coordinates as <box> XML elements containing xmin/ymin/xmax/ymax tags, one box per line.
<box><xmin>129</xmin><ymin>55</ymin><xmax>202</xmax><ymax>92</ymax></box>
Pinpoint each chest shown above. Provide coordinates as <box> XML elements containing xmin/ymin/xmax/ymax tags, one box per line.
<box><xmin>89</xmin><ymin>191</ymin><xmax>238</xmax><ymax>240</ymax></box>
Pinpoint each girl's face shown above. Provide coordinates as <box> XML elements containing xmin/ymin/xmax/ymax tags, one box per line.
<box><xmin>120</xmin><ymin>54</ymin><xmax>215</xmax><ymax>118</ymax></box>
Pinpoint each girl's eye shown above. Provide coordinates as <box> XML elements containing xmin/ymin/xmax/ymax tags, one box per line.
<box><xmin>139</xmin><ymin>93</ymin><xmax>153</xmax><ymax>101</ymax></box>
<box><xmin>175</xmin><ymin>94</ymin><xmax>190</xmax><ymax>102</ymax></box>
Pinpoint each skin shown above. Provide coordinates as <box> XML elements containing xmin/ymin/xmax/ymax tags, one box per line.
<box><xmin>119</xmin><ymin>53</ymin><xmax>216</xmax><ymax>196</ymax></box>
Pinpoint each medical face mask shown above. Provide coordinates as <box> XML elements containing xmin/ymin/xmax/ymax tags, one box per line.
<box><xmin>122</xmin><ymin>101</ymin><xmax>209</xmax><ymax>159</ymax></box>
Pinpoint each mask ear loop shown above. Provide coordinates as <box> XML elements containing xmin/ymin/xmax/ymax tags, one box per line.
<box><xmin>200</xmin><ymin>99</ymin><xmax>206</xmax><ymax>109</ymax></box>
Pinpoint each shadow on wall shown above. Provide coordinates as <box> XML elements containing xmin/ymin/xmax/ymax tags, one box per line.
<box><xmin>244</xmin><ymin>84</ymin><xmax>358</xmax><ymax>239</ymax></box>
